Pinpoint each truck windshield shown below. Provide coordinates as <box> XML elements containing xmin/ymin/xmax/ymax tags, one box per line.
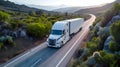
<box><xmin>51</xmin><ymin>30</ymin><xmax>62</xmax><ymax>35</ymax></box>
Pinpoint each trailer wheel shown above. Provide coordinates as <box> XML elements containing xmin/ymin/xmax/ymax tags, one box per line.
<box><xmin>80</xmin><ymin>27</ymin><xmax>82</xmax><ymax>30</ymax></box>
<box><xmin>79</xmin><ymin>27</ymin><xmax>82</xmax><ymax>31</ymax></box>
<box><xmin>60</xmin><ymin>41</ymin><xmax>64</xmax><ymax>47</ymax></box>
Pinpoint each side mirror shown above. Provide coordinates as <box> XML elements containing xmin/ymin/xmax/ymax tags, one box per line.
<box><xmin>63</xmin><ymin>30</ymin><xmax>65</xmax><ymax>35</ymax></box>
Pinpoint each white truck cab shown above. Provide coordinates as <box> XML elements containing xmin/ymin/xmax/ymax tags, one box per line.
<box><xmin>47</xmin><ymin>21</ymin><xmax>70</xmax><ymax>48</ymax></box>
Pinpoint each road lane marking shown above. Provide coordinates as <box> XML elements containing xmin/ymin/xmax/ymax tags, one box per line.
<box><xmin>31</xmin><ymin>58</ymin><xmax>42</xmax><ymax>67</ymax></box>
<box><xmin>4</xmin><ymin>43</ymin><xmax>45</xmax><ymax>67</ymax></box>
<box><xmin>4</xmin><ymin>52</ymin><xmax>31</xmax><ymax>67</ymax></box>
<box><xmin>56</xmin><ymin>29</ymin><xmax>88</xmax><ymax>67</ymax></box>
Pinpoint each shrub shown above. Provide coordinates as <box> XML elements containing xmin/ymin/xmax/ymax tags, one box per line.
<box><xmin>98</xmin><ymin>27</ymin><xmax>110</xmax><ymax>37</ymax></box>
<box><xmin>110</xmin><ymin>20</ymin><xmax>120</xmax><ymax>43</ymax></box>
<box><xmin>0</xmin><ymin>42</ymin><xmax>3</xmax><ymax>49</ymax></box>
<box><xmin>70</xmin><ymin>59</ymin><xmax>80</xmax><ymax>67</ymax></box>
<box><xmin>27</xmin><ymin>23</ymin><xmax>46</xmax><ymax>38</ymax></box>
<box><xmin>93</xmin><ymin>16</ymin><xmax>103</xmax><ymax>26</ymax></box>
<box><xmin>99</xmin><ymin>50</ymin><xmax>107</xmax><ymax>57</ymax></box>
<box><xmin>87</xmin><ymin>37</ymin><xmax>102</xmax><ymax>54</ymax></box>
<box><xmin>103</xmin><ymin>53</ymin><xmax>115</xmax><ymax>64</ymax></box>
<box><xmin>0</xmin><ymin>11</ymin><xmax>10</xmax><ymax>22</ymax></box>
<box><xmin>3</xmin><ymin>36</ymin><xmax>16</xmax><ymax>47</ymax></box>
<box><xmin>113</xmin><ymin>3</ymin><xmax>120</xmax><ymax>15</ymax></box>
<box><xmin>44</xmin><ymin>22</ymin><xmax>52</xmax><ymax>34</ymax></box>
<box><xmin>87</xmin><ymin>42</ymin><xmax>97</xmax><ymax>54</ymax></box>
<box><xmin>109</xmin><ymin>41</ymin><xmax>120</xmax><ymax>52</ymax></box>
<box><xmin>99</xmin><ymin>51</ymin><xmax>115</xmax><ymax>66</ymax></box>
<box><xmin>76</xmin><ymin>48</ymin><xmax>84</xmax><ymax>58</ymax></box>
<box><xmin>9</xmin><ymin>19</ymin><xmax>22</xmax><ymax>29</ymax></box>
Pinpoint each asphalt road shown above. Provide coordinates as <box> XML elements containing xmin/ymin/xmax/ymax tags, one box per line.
<box><xmin>2</xmin><ymin>14</ymin><xmax>96</xmax><ymax>67</ymax></box>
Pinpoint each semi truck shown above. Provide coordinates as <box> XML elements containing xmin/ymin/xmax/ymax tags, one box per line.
<box><xmin>46</xmin><ymin>18</ymin><xmax>84</xmax><ymax>48</ymax></box>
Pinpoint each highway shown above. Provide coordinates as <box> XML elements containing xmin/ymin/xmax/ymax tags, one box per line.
<box><xmin>2</xmin><ymin>14</ymin><xmax>96</xmax><ymax>67</ymax></box>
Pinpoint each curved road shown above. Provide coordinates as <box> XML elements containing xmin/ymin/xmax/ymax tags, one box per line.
<box><xmin>3</xmin><ymin>14</ymin><xmax>96</xmax><ymax>67</ymax></box>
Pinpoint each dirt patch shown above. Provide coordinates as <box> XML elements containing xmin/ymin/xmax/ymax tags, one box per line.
<box><xmin>0</xmin><ymin>37</ymin><xmax>46</xmax><ymax>64</ymax></box>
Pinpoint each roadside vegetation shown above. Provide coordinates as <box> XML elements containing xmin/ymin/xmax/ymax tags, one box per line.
<box><xmin>70</xmin><ymin>3</ymin><xmax>120</xmax><ymax>67</ymax></box>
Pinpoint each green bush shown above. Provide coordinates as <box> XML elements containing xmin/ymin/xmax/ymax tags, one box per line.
<box><xmin>87</xmin><ymin>40</ymin><xmax>97</xmax><ymax>54</ymax></box>
<box><xmin>110</xmin><ymin>20</ymin><xmax>120</xmax><ymax>43</ymax></box>
<box><xmin>103</xmin><ymin>53</ymin><xmax>115</xmax><ymax>64</ymax></box>
<box><xmin>99</xmin><ymin>50</ymin><xmax>107</xmax><ymax>57</ymax></box>
<box><xmin>9</xmin><ymin>19</ymin><xmax>23</xmax><ymax>29</ymax></box>
<box><xmin>27</xmin><ymin>23</ymin><xmax>46</xmax><ymax>38</ymax></box>
<box><xmin>0</xmin><ymin>42</ymin><xmax>3</xmax><ymax>49</ymax></box>
<box><xmin>109</xmin><ymin>41</ymin><xmax>120</xmax><ymax>52</ymax></box>
<box><xmin>3</xmin><ymin>36</ymin><xmax>16</xmax><ymax>47</ymax></box>
<box><xmin>113</xmin><ymin>3</ymin><xmax>120</xmax><ymax>15</ymax></box>
<box><xmin>93</xmin><ymin>16</ymin><xmax>103</xmax><ymax>26</ymax></box>
<box><xmin>99</xmin><ymin>51</ymin><xmax>115</xmax><ymax>66</ymax></box>
<box><xmin>70</xmin><ymin>59</ymin><xmax>80</xmax><ymax>67</ymax></box>
<box><xmin>44</xmin><ymin>22</ymin><xmax>52</xmax><ymax>34</ymax></box>
<box><xmin>87</xmin><ymin>37</ymin><xmax>102</xmax><ymax>54</ymax></box>
<box><xmin>0</xmin><ymin>11</ymin><xmax>10</xmax><ymax>22</ymax></box>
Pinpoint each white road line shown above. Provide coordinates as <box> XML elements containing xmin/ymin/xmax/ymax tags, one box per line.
<box><xmin>31</xmin><ymin>58</ymin><xmax>42</xmax><ymax>67</ymax></box>
<box><xmin>4</xmin><ymin>52</ymin><xmax>30</xmax><ymax>67</ymax></box>
<box><xmin>4</xmin><ymin>43</ymin><xmax>45</xmax><ymax>67</ymax></box>
<box><xmin>56</xmin><ymin>29</ymin><xmax>88</xmax><ymax>67</ymax></box>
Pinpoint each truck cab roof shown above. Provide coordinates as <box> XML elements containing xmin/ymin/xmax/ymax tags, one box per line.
<box><xmin>52</xmin><ymin>21</ymin><xmax>67</xmax><ymax>30</ymax></box>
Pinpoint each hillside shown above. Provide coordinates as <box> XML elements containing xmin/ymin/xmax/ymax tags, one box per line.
<box><xmin>0</xmin><ymin>0</ymin><xmax>51</xmax><ymax>13</ymax></box>
<box><xmin>75</xmin><ymin>0</ymin><xmax>120</xmax><ymax>16</ymax></box>
<box><xmin>75</xmin><ymin>3</ymin><xmax>113</xmax><ymax>15</ymax></box>
<box><xmin>53</xmin><ymin>7</ymin><xmax>84</xmax><ymax>13</ymax></box>
<box><xmin>52</xmin><ymin>1</ymin><xmax>117</xmax><ymax>14</ymax></box>
<box><xmin>27</xmin><ymin>4</ymin><xmax>68</xmax><ymax>11</ymax></box>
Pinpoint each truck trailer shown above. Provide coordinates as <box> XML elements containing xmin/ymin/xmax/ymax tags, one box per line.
<box><xmin>46</xmin><ymin>18</ymin><xmax>84</xmax><ymax>48</ymax></box>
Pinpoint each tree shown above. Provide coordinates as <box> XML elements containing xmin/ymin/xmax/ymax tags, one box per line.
<box><xmin>0</xmin><ymin>11</ymin><xmax>10</xmax><ymax>22</ymax></box>
<box><xmin>86</xmin><ymin>37</ymin><xmax>100</xmax><ymax>54</ymax></box>
<box><xmin>44</xmin><ymin>22</ymin><xmax>52</xmax><ymax>34</ymax></box>
<box><xmin>102</xmin><ymin>53</ymin><xmax>115</xmax><ymax>66</ymax></box>
<box><xmin>113</xmin><ymin>3</ymin><xmax>120</xmax><ymax>15</ymax></box>
<box><xmin>109</xmin><ymin>41</ymin><xmax>120</xmax><ymax>52</ymax></box>
<box><xmin>110</xmin><ymin>20</ymin><xmax>120</xmax><ymax>43</ymax></box>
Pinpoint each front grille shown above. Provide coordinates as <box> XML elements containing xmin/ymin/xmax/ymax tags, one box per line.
<box><xmin>49</xmin><ymin>39</ymin><xmax>56</xmax><ymax>46</ymax></box>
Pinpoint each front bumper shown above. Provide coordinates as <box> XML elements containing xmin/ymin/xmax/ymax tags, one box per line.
<box><xmin>46</xmin><ymin>42</ymin><xmax>60</xmax><ymax>48</ymax></box>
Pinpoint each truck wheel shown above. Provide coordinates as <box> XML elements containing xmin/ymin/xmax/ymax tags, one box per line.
<box><xmin>79</xmin><ymin>27</ymin><xmax>82</xmax><ymax>31</ymax></box>
<box><xmin>61</xmin><ymin>41</ymin><xmax>64</xmax><ymax>47</ymax></box>
<box><xmin>57</xmin><ymin>42</ymin><xmax>63</xmax><ymax>48</ymax></box>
